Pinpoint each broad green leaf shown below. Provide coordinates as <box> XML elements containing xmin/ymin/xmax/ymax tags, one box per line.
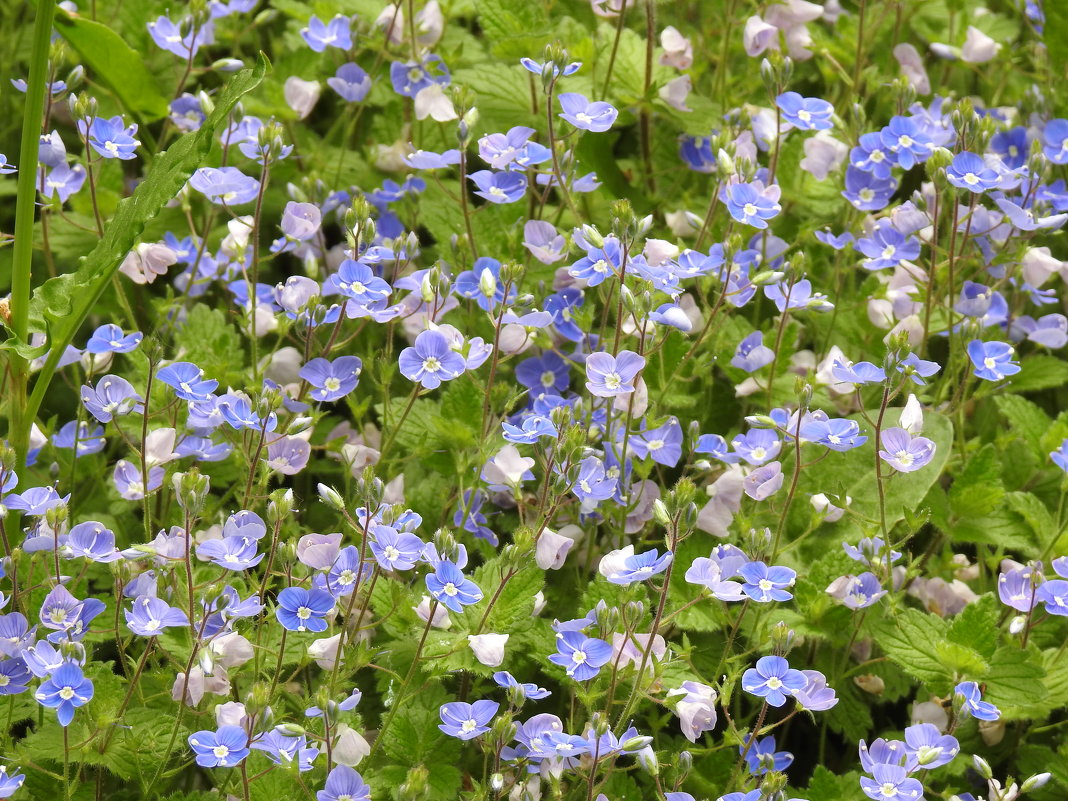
<box><xmin>949</xmin><ymin>444</ymin><xmax>1004</xmax><ymax>519</ymax></box>
<box><xmin>947</xmin><ymin>593</ymin><xmax>1000</xmax><ymax>660</ymax></box>
<box><xmin>1011</xmin><ymin>355</ymin><xmax>1068</xmax><ymax>393</ymax></box>
<box><xmin>983</xmin><ymin>646</ymin><xmax>1047</xmax><ymax>716</ymax></box>
<box><xmin>54</xmin><ymin>10</ymin><xmax>169</xmax><ymax>120</ymax></box>
<box><xmin>993</xmin><ymin>394</ymin><xmax>1051</xmax><ymax>456</ymax></box>
<box><xmin>872</xmin><ymin>607</ymin><xmax>951</xmax><ymax>686</ymax></box>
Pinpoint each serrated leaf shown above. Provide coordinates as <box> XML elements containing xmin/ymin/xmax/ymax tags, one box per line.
<box><xmin>983</xmin><ymin>646</ymin><xmax>1047</xmax><ymax>714</ymax></box>
<box><xmin>1012</xmin><ymin>355</ymin><xmax>1068</xmax><ymax>392</ymax></box>
<box><xmin>993</xmin><ymin>395</ymin><xmax>1051</xmax><ymax>455</ymax></box>
<box><xmin>947</xmin><ymin>594</ymin><xmax>1000</xmax><ymax>660</ymax></box>
<box><xmin>949</xmin><ymin>444</ymin><xmax>1004</xmax><ymax>519</ymax></box>
<box><xmin>873</xmin><ymin>608</ymin><xmax>951</xmax><ymax>686</ymax></box>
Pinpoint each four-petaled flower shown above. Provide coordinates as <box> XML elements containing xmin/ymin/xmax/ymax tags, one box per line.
<box><xmin>741</xmin><ymin>656</ymin><xmax>807</xmax><ymax>707</ymax></box>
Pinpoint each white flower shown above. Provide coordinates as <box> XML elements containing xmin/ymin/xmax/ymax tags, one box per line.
<box><xmin>468</xmin><ymin>633</ymin><xmax>509</xmax><ymax>667</ymax></box>
<box><xmin>284</xmin><ymin>76</ymin><xmax>321</xmax><ymax>119</ymax></box>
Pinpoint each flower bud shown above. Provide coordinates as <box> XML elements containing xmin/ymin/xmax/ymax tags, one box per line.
<box><xmin>973</xmin><ymin>754</ymin><xmax>994</xmax><ymax>780</ymax></box>
<box><xmin>317</xmin><ymin>483</ymin><xmax>345</xmax><ymax>511</ymax></box>
<box><xmin>1021</xmin><ymin>773</ymin><xmax>1051</xmax><ymax>792</ymax></box>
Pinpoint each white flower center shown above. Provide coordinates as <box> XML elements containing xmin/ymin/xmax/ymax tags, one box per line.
<box><xmin>443</xmin><ymin>582</ymin><xmax>459</xmax><ymax>596</ymax></box>
<box><xmin>423</xmin><ymin>356</ymin><xmax>442</xmax><ymax>373</ymax></box>
<box><xmin>765</xmin><ymin>676</ymin><xmax>783</xmax><ymax>689</ymax></box>
<box><xmin>213</xmin><ymin>744</ymin><xmax>230</xmax><ymax>759</ymax></box>
<box><xmin>296</xmin><ymin>606</ymin><xmax>312</xmax><ymax>620</ymax></box>
<box><xmin>572</xmin><ymin>650</ymin><xmax>587</xmax><ymax>664</ymax></box>
<box><xmin>743</xmin><ymin>202</ymin><xmax>758</xmax><ymax>217</ymax></box>
<box><xmin>384</xmin><ymin>545</ymin><xmax>400</xmax><ymax>561</ymax></box>
<box><xmin>59</xmin><ymin>686</ymin><xmax>76</xmax><ymax>700</ymax></box>
<box><xmin>324</xmin><ymin>377</ymin><xmax>341</xmax><ymax>392</ymax></box>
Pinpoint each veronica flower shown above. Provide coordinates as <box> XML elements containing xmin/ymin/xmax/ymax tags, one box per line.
<box><xmin>398</xmin><ymin>330</ymin><xmax>467</xmax><ymax>389</ymax></box>
<box><xmin>850</xmin><ymin>132</ymin><xmax>897</xmax><ymax>178</ymax></box>
<box><xmin>81</xmin><ymin>375</ymin><xmax>142</xmax><ymax>423</ymax></box>
<box><xmin>478</xmin><ymin>126</ymin><xmax>536</xmax><ymax>169</ymax></box>
<box><xmin>831</xmin><ymin>359</ymin><xmax>886</xmax><ymax>385</ymax></box>
<box><xmin>732</xmin><ymin>429</ymin><xmax>781</xmax><ymax>465</ymax></box>
<box><xmin>722</xmin><ymin>181</ymin><xmax>782</xmax><ymax>228</ymax></box>
<box><xmin>569</xmin><ymin>235</ymin><xmax>623</xmax><ymax>286</ymax></box>
<box><xmin>126</xmin><ymin>596</ymin><xmax>190</xmax><ymax>636</ymax></box>
<box><xmin>743</xmin><ymin>461</ymin><xmax>784</xmax><ymax>500</ymax></box>
<box><xmin>895</xmin><ymin>353</ymin><xmax>940</xmax><ymax>385</ymax></box>
<box><xmin>738</xmin><ymin>561</ymin><xmax>795</xmax><ymax>602</ymax></box>
<box><xmin>79</xmin><ymin>116</ymin><xmax>140</xmax><ymax>160</ymax></box>
<box><xmin>301</xmin><ymin>14</ymin><xmax>352</xmax><ymax>52</ymax></box>
<box><xmin>38</xmin><ymin>162</ymin><xmax>87</xmax><ymax>203</ymax></box>
<box><xmin>328</xmin><ymin>62</ymin><xmax>372</xmax><ymax>102</ymax></box>
<box><xmin>188</xmin><ymin>725</ymin><xmax>250</xmax><ymax>767</ymax></box>
<box><xmin>520</xmin><ymin>57</ymin><xmax>581</xmax><ymax>78</ymax></box>
<box><xmin>3</xmin><ymin>486</ymin><xmax>67</xmax><ymax>516</ymax></box>
<box><xmin>196</xmin><ymin>534</ymin><xmax>264</xmax><ymax>570</ymax></box>
<box><xmin>113</xmin><ymin>459</ymin><xmax>165</xmax><ymax>500</ymax></box>
<box><xmin>629</xmin><ymin>418</ymin><xmax>684</xmax><ymax>466</ymax></box>
<box><xmin>157</xmin><ymin>362</ymin><xmax>218</xmax><ymax>400</ymax></box>
<box><xmin>792</xmin><ymin>670</ymin><xmax>838</xmax><ymax>711</ymax></box>
<box><xmin>328</xmin><ymin>260</ymin><xmax>392</xmax><ymax>306</ymax></box>
<box><xmin>860</xmin><ymin>764</ymin><xmax>924</xmax><ymax>801</ymax></box>
<box><xmin>966</xmin><ymin>340</ymin><xmax>1020</xmax><ymax>380</ymax></box>
<box><xmin>776</xmin><ymin>91</ymin><xmax>834</xmax><ymax>130</ymax></box>
<box><xmin>903</xmin><ymin>723</ymin><xmax>959</xmax><ymax>770</ymax></box>
<box><xmin>405</xmin><ymin>148</ymin><xmax>461</xmax><ymax>170</ymax></box>
<box><xmin>300</xmin><ymin>356</ymin><xmax>362</xmax><ymax>402</ymax></box>
<box><xmin>585</xmin><ymin>350</ymin><xmax>645</xmax><ymax>396</ymax></box>
<box><xmin>879</xmin><ymin>115</ymin><xmax>932</xmax><ymax>169</ymax></box>
<box><xmin>188</xmin><ymin>167</ymin><xmax>260</xmax><ymax>205</ymax></box>
<box><xmin>493</xmin><ymin>671</ymin><xmax>551</xmax><ymax>700</ymax></box>
<box><xmin>558</xmin><ymin>93</ymin><xmax>618</xmax><ymax>132</ymax></box>
<box><xmin>1036</xmin><ymin>579</ymin><xmax>1068</xmax><ymax>615</ymax></box>
<box><xmin>85</xmin><ymin>324</ymin><xmax>142</xmax><ymax>354</ymax></box>
<box><xmin>469</xmin><ymin>170</ymin><xmax>527</xmax><ymax>204</ymax></box>
<box><xmin>40</xmin><ymin>585</ymin><xmax>106</xmax><ymax>641</ymax></box>
<box><xmin>842</xmin><ymin>166</ymin><xmax>897</xmax><ymax>211</ymax></box>
<box><xmin>946</xmin><ymin>151</ymin><xmax>1000</xmax><ymax>192</ymax></box>
<box><xmin>147</xmin><ymin>15</ymin><xmax>214</xmax><ymax>57</ymax></box>
<box><xmin>742</xmin><ymin>655</ymin><xmax>807</xmax><ymax>707</ymax></box>
<box><xmin>667</xmin><ymin>681</ymin><xmax>718</xmax><ymax>742</ymax></box>
<box><xmin>35</xmin><ymin>663</ymin><xmax>94</xmax><ymax>726</ymax></box>
<box><xmin>955</xmin><ymin>680</ymin><xmax>1000</xmax><ymax>720</ymax></box>
<box><xmin>600</xmin><ymin>547</ymin><xmax>673</xmax><ymax>584</ymax></box>
<box><xmin>317</xmin><ymin>766</ymin><xmax>371</xmax><ymax>801</ymax></box>
<box><xmin>276</xmin><ymin>587</ymin><xmax>335</xmax><ymax>633</ymax></box>
<box><xmin>878</xmin><ymin>427</ymin><xmax>936</xmax><ymax>473</ymax></box>
<box><xmin>503</xmin><ymin>415</ymin><xmax>559</xmax><ymax>444</ymax></box>
<box><xmin>426</xmin><ymin>561</ymin><xmax>483</xmax><ymax>612</ymax></box>
<box><xmin>369</xmin><ymin>526</ymin><xmax>424</xmax><ymax>571</ymax></box>
<box><xmin>548</xmin><ymin>631</ymin><xmax>612</xmax><ymax>680</ymax></box>
<box><xmin>170</xmin><ymin>93</ymin><xmax>205</xmax><ymax>131</ymax></box>
<box><xmin>856</xmin><ymin>222</ymin><xmax>921</xmax><ymax>270</ymax></box>
<box><xmin>1052</xmin><ymin>439</ymin><xmax>1068</xmax><ymax>472</ymax></box>
<box><xmin>63</xmin><ymin>521</ymin><xmax>122</xmax><ymax>562</ymax></box>
<box><xmin>731</xmin><ymin>331</ymin><xmax>775</xmax><ymax>372</ymax></box>
<box><xmin>252</xmin><ymin>729</ymin><xmax>319</xmax><ymax>771</ymax></box>
<box><xmin>389</xmin><ymin>55</ymin><xmax>451</xmax><ymax>97</ymax></box>
<box><xmin>799</xmin><ymin>418</ymin><xmax>867</xmax><ymax>451</ymax></box>
<box><xmin>994</xmin><ymin>197</ymin><xmax>1068</xmax><ymax>231</ymax></box>
<box><xmin>52</xmin><ymin>421</ymin><xmax>106</xmax><ymax>456</ymax></box>
<box><xmin>827</xmin><ymin>572</ymin><xmax>887</xmax><ymax>609</ymax></box>
<box><xmin>741</xmin><ymin>735</ymin><xmax>793</xmax><ymax>775</ymax></box>
<box><xmin>0</xmin><ymin>658</ymin><xmax>31</xmax><ymax>696</ymax></box>
<box><xmin>439</xmin><ymin>700</ymin><xmax>499</xmax><ymax>740</ymax></box>
<box><xmin>0</xmin><ymin>766</ymin><xmax>24</xmax><ymax>797</ymax></box>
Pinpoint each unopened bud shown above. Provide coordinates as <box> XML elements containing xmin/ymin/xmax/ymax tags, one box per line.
<box><xmin>317</xmin><ymin>483</ymin><xmax>345</xmax><ymax>511</ymax></box>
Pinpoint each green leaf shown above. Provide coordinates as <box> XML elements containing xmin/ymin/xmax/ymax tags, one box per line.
<box><xmin>993</xmin><ymin>395</ymin><xmax>1051</xmax><ymax>456</ymax></box>
<box><xmin>983</xmin><ymin>646</ymin><xmax>1047</xmax><ymax>715</ymax></box>
<box><xmin>947</xmin><ymin>593</ymin><xmax>1000</xmax><ymax>660</ymax></box>
<box><xmin>872</xmin><ymin>608</ymin><xmax>951</xmax><ymax>686</ymax></box>
<box><xmin>1011</xmin><ymin>355</ymin><xmax>1068</xmax><ymax>393</ymax></box>
<box><xmin>54</xmin><ymin>10</ymin><xmax>169</xmax><ymax>120</ymax></box>
<box><xmin>949</xmin><ymin>444</ymin><xmax>1004</xmax><ymax>520</ymax></box>
<box><xmin>805</xmin><ymin>766</ymin><xmax>863</xmax><ymax>801</ymax></box>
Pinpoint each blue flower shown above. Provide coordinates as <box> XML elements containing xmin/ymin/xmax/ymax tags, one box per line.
<box><xmin>776</xmin><ymin>92</ymin><xmax>834</xmax><ymax>130</ymax></box>
<box><xmin>966</xmin><ymin>340</ymin><xmax>1020</xmax><ymax>380</ymax></box>
<box><xmin>3</xmin><ymin>486</ymin><xmax>67</xmax><ymax>516</ymax></box>
<box><xmin>955</xmin><ymin>681</ymin><xmax>1000</xmax><ymax>721</ymax></box>
<box><xmin>585</xmin><ymin>350</ymin><xmax>645</xmax><ymax>397</ymax></box>
<box><xmin>251</xmin><ymin>728</ymin><xmax>319</xmax><ymax>771</ymax></box>
<box><xmin>740</xmin><ymin>735</ymin><xmax>793</xmax><ymax>775</ymax></box>
<box><xmin>792</xmin><ymin>670</ymin><xmax>838</xmax><ymax>711</ymax></box>
<box><xmin>722</xmin><ymin>182</ymin><xmax>781</xmax><ymax>228</ymax></box>
<box><xmin>1052</xmin><ymin>439</ymin><xmax>1068</xmax><ymax>472</ymax></box>
<box><xmin>326</xmin><ymin>260</ymin><xmax>392</xmax><ymax>306</ymax></box>
<box><xmin>469</xmin><ymin>170</ymin><xmax>527</xmax><ymax>204</ymax></box>
<box><xmin>493</xmin><ymin>670</ymin><xmax>551</xmax><ymax>700</ymax></box>
<box><xmin>1036</xmin><ymin>579</ymin><xmax>1068</xmax><ymax>615</ymax></box>
<box><xmin>52</xmin><ymin>421</ymin><xmax>106</xmax><ymax>456</ymax></box>
<box><xmin>630</xmin><ymin>418</ymin><xmax>684</xmax><ymax>466</ymax></box>
<box><xmin>831</xmin><ymin>359</ymin><xmax>887</xmax><ymax>385</ymax></box>
<box><xmin>39</xmin><ymin>163</ymin><xmax>87</xmax><ymax>203</ymax></box>
<box><xmin>849</xmin><ymin>132</ymin><xmax>897</xmax><ymax>179</ymax></box>
<box><xmin>946</xmin><ymin>151</ymin><xmax>1000</xmax><ymax>192</ymax></box>
<box><xmin>455</xmin><ymin>258</ymin><xmax>516</xmax><ymax>310</ymax></box>
<box><xmin>516</xmin><ymin>351</ymin><xmax>570</xmax><ymax>394</ymax></box>
<box><xmin>300</xmin><ymin>356</ymin><xmax>363</xmax><ymax>402</ymax></box>
<box><xmin>188</xmin><ymin>167</ymin><xmax>260</xmax><ymax>205</ymax></box>
<box><xmin>0</xmin><ymin>657</ymin><xmax>31</xmax><ymax>695</ymax></box>
<box><xmin>835</xmin><ymin>572</ymin><xmax>887</xmax><ymax>609</ymax></box>
<box><xmin>842</xmin><ymin>166</ymin><xmax>897</xmax><ymax>211</ymax></box>
<box><xmin>301</xmin><ymin>14</ymin><xmax>352</xmax><ymax>52</ymax></box>
<box><xmin>731</xmin><ymin>331</ymin><xmax>775</xmax><ymax>372</ymax></box>
<box><xmin>879</xmin><ymin>115</ymin><xmax>932</xmax><ymax>169</ymax></box>
<box><xmin>903</xmin><ymin>723</ymin><xmax>959</xmax><ymax>769</ymax></box>
<box><xmin>878</xmin><ymin>427</ymin><xmax>936</xmax><ymax>472</ymax></box>
<box><xmin>520</xmin><ymin>57</ymin><xmax>581</xmax><ymax>78</ymax></box>
<box><xmin>0</xmin><ymin>765</ymin><xmax>25</xmax><ymax>797</ymax></box>
<box><xmin>856</xmin><ymin>221</ymin><xmax>921</xmax><ymax>270</ymax></box>
<box><xmin>860</xmin><ymin>764</ymin><xmax>924</xmax><ymax>801</ymax></box>
<box><xmin>125</xmin><ymin>596</ymin><xmax>189</xmax><ymax>637</ymax></box>
<box><xmin>79</xmin><ymin>116</ymin><xmax>140</xmax><ymax>160</ymax></box>
<box><xmin>558</xmin><ymin>93</ymin><xmax>618</xmax><ymax>132</ymax></box>
<box><xmin>426</xmin><ymin>561</ymin><xmax>483</xmax><ymax>613</ymax></box>
<box><xmin>276</xmin><ymin>587</ymin><xmax>336</xmax><ymax>633</ymax></box>
<box><xmin>438</xmin><ymin>700</ymin><xmax>500</xmax><ymax>739</ymax></box>
<box><xmin>34</xmin><ymin>663</ymin><xmax>94</xmax><ymax>726</ymax></box>
<box><xmin>502</xmin><ymin>415</ymin><xmax>559</xmax><ymax>444</ymax></box>
<box><xmin>113</xmin><ymin>459</ymin><xmax>165</xmax><ymax>500</ymax></box>
<box><xmin>81</xmin><ymin>374</ymin><xmax>141</xmax><ymax>423</ymax></box>
<box><xmin>196</xmin><ymin>535</ymin><xmax>264</xmax><ymax>571</ymax></box>
<box><xmin>548</xmin><ymin>630</ymin><xmax>613</xmax><ymax>681</ymax></box>
<box><xmin>369</xmin><ymin>526</ymin><xmax>425</xmax><ymax>572</ymax></box>
<box><xmin>64</xmin><ymin>521</ymin><xmax>121</xmax><ymax>562</ymax></box>
<box><xmin>188</xmin><ymin>725</ymin><xmax>250</xmax><ymax>767</ymax></box>
<box><xmin>39</xmin><ymin>585</ymin><xmax>105</xmax><ymax>641</ymax></box>
<box><xmin>800</xmin><ymin>418</ymin><xmax>867</xmax><ymax>451</ymax></box>
<box><xmin>731</xmin><ymin>429</ymin><xmax>781</xmax><ymax>465</ymax></box>
<box><xmin>1042</xmin><ymin>118</ymin><xmax>1068</xmax><ymax>164</ymax></box>
<box><xmin>85</xmin><ymin>324</ymin><xmax>143</xmax><ymax>354</ymax></box>
<box><xmin>157</xmin><ymin>361</ymin><xmax>218</xmax><ymax>400</ymax></box>
<box><xmin>603</xmin><ymin>548</ymin><xmax>673</xmax><ymax>584</ymax></box>
<box><xmin>389</xmin><ymin>55</ymin><xmax>451</xmax><ymax>97</ymax></box>
<box><xmin>317</xmin><ymin>766</ymin><xmax>371</xmax><ymax>801</ymax></box>
<box><xmin>568</xmin><ymin>235</ymin><xmax>623</xmax><ymax>286</ymax></box>
<box><xmin>398</xmin><ymin>330</ymin><xmax>467</xmax><ymax>389</ymax></box>
<box><xmin>741</xmin><ymin>655</ymin><xmax>807</xmax><ymax>707</ymax></box>
<box><xmin>328</xmin><ymin>62</ymin><xmax>372</xmax><ymax>102</ymax></box>
<box><xmin>895</xmin><ymin>353</ymin><xmax>941</xmax><ymax>385</ymax></box>
<box><xmin>738</xmin><ymin>562</ymin><xmax>796</xmax><ymax>602</ymax></box>
<box><xmin>148</xmin><ymin>15</ymin><xmax>214</xmax><ymax>57</ymax></box>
